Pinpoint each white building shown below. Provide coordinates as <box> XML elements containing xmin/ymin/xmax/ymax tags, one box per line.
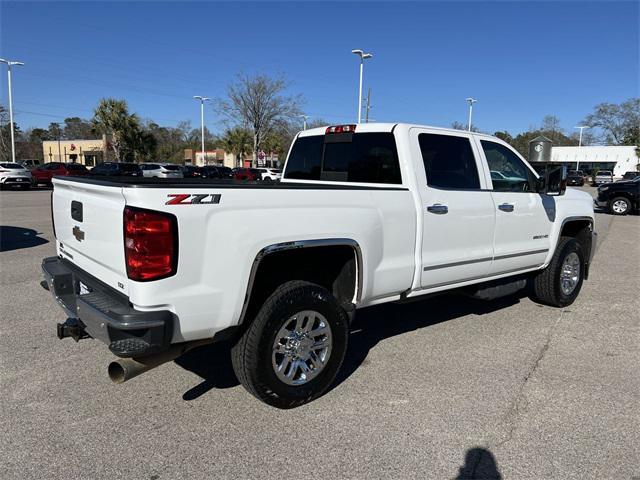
<box><xmin>550</xmin><ymin>145</ymin><xmax>638</xmax><ymax>178</ymax></box>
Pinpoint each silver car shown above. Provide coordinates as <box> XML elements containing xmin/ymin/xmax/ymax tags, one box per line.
<box><xmin>140</xmin><ymin>163</ymin><xmax>184</xmax><ymax>179</ymax></box>
<box><xmin>0</xmin><ymin>162</ymin><xmax>32</xmax><ymax>189</ymax></box>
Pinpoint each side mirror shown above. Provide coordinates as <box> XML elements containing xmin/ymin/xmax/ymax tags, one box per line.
<box><xmin>543</xmin><ymin>165</ymin><xmax>567</xmax><ymax>196</ymax></box>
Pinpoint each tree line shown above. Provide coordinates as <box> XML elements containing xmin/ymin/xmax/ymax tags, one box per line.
<box><xmin>0</xmin><ymin>73</ymin><xmax>637</xmax><ymax>164</ymax></box>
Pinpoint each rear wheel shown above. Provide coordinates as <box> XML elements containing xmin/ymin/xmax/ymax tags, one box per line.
<box><xmin>609</xmin><ymin>196</ymin><xmax>630</xmax><ymax>215</ymax></box>
<box><xmin>231</xmin><ymin>280</ymin><xmax>349</xmax><ymax>408</ymax></box>
<box><xmin>530</xmin><ymin>237</ymin><xmax>584</xmax><ymax>307</ymax></box>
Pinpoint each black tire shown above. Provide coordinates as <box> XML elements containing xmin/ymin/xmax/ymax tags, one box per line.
<box><xmin>530</xmin><ymin>237</ymin><xmax>585</xmax><ymax>307</ymax></box>
<box><xmin>608</xmin><ymin>196</ymin><xmax>631</xmax><ymax>216</ymax></box>
<box><xmin>231</xmin><ymin>280</ymin><xmax>349</xmax><ymax>408</ymax></box>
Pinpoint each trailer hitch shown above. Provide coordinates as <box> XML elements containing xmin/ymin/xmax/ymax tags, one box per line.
<box><xmin>57</xmin><ymin>318</ymin><xmax>90</xmax><ymax>342</ymax></box>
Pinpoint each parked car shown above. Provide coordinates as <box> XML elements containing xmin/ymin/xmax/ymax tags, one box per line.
<box><xmin>181</xmin><ymin>165</ymin><xmax>204</xmax><ymax>178</ymax></box>
<box><xmin>232</xmin><ymin>167</ymin><xmax>261</xmax><ymax>181</ymax></box>
<box><xmin>595</xmin><ymin>176</ymin><xmax>640</xmax><ymax>215</ymax></box>
<box><xmin>201</xmin><ymin>165</ymin><xmax>233</xmax><ymax>179</ymax></box>
<box><xmin>20</xmin><ymin>159</ymin><xmax>41</xmax><ymax>170</ymax></box>
<box><xmin>592</xmin><ymin>170</ymin><xmax>613</xmax><ymax>186</ymax></box>
<box><xmin>140</xmin><ymin>163</ymin><xmax>183</xmax><ymax>179</ymax></box>
<box><xmin>258</xmin><ymin>168</ymin><xmax>282</xmax><ymax>182</ymax></box>
<box><xmin>43</xmin><ymin>123</ymin><xmax>597</xmax><ymax>408</ymax></box>
<box><xmin>90</xmin><ymin>162</ymin><xmax>142</xmax><ymax>177</ymax></box>
<box><xmin>566</xmin><ymin>171</ymin><xmax>585</xmax><ymax>186</ymax></box>
<box><xmin>31</xmin><ymin>162</ymin><xmax>89</xmax><ymax>186</ymax></box>
<box><xmin>0</xmin><ymin>162</ymin><xmax>32</xmax><ymax>189</ymax></box>
<box><xmin>621</xmin><ymin>171</ymin><xmax>640</xmax><ymax>181</ymax></box>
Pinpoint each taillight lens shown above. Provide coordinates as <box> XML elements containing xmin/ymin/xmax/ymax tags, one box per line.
<box><xmin>124</xmin><ymin>207</ymin><xmax>178</xmax><ymax>281</ymax></box>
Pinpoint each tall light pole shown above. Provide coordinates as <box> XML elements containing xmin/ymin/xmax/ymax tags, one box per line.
<box><xmin>352</xmin><ymin>49</ymin><xmax>373</xmax><ymax>124</ymax></box>
<box><xmin>299</xmin><ymin>115</ymin><xmax>309</xmax><ymax>130</ymax></box>
<box><xmin>574</xmin><ymin>125</ymin><xmax>590</xmax><ymax>171</ymax></box>
<box><xmin>193</xmin><ymin>96</ymin><xmax>210</xmax><ymax>165</ymax></box>
<box><xmin>0</xmin><ymin>58</ymin><xmax>25</xmax><ymax>163</ymax></box>
<box><xmin>466</xmin><ymin>97</ymin><xmax>477</xmax><ymax>132</ymax></box>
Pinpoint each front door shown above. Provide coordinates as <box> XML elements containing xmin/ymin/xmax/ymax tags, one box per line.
<box><xmin>476</xmin><ymin>139</ymin><xmax>553</xmax><ymax>274</ymax></box>
<box><xmin>410</xmin><ymin>129</ymin><xmax>496</xmax><ymax>289</ymax></box>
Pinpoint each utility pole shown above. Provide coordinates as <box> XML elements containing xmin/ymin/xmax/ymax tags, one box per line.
<box><xmin>365</xmin><ymin>88</ymin><xmax>372</xmax><ymax>123</ymax></box>
<box><xmin>466</xmin><ymin>97</ymin><xmax>477</xmax><ymax>132</ymax></box>
<box><xmin>351</xmin><ymin>49</ymin><xmax>373</xmax><ymax>123</ymax></box>
<box><xmin>193</xmin><ymin>96</ymin><xmax>210</xmax><ymax>166</ymax></box>
<box><xmin>0</xmin><ymin>58</ymin><xmax>25</xmax><ymax>163</ymax></box>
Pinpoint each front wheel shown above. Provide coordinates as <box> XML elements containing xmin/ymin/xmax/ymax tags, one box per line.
<box><xmin>231</xmin><ymin>280</ymin><xmax>349</xmax><ymax>408</ymax></box>
<box><xmin>608</xmin><ymin>197</ymin><xmax>631</xmax><ymax>215</ymax></box>
<box><xmin>530</xmin><ymin>237</ymin><xmax>585</xmax><ymax>307</ymax></box>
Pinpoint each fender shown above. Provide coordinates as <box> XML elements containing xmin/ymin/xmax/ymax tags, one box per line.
<box><xmin>238</xmin><ymin>238</ymin><xmax>364</xmax><ymax>325</ymax></box>
<box><xmin>554</xmin><ymin>215</ymin><xmax>596</xmax><ymax>279</ymax></box>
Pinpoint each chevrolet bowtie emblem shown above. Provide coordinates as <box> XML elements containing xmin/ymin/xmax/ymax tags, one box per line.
<box><xmin>72</xmin><ymin>226</ymin><xmax>85</xmax><ymax>242</ymax></box>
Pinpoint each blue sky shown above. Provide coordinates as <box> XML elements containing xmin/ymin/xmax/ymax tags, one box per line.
<box><xmin>1</xmin><ymin>1</ymin><xmax>638</xmax><ymax>136</ymax></box>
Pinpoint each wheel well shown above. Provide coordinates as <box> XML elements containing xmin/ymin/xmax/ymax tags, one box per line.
<box><xmin>560</xmin><ymin>219</ymin><xmax>593</xmax><ymax>275</ymax></box>
<box><xmin>243</xmin><ymin>245</ymin><xmax>359</xmax><ymax>323</ymax></box>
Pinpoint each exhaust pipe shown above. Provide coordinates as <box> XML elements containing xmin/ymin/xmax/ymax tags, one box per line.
<box><xmin>108</xmin><ymin>339</ymin><xmax>212</xmax><ymax>384</ymax></box>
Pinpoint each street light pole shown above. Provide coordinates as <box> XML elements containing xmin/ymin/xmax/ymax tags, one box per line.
<box><xmin>0</xmin><ymin>58</ymin><xmax>25</xmax><ymax>163</ymax></box>
<box><xmin>466</xmin><ymin>97</ymin><xmax>477</xmax><ymax>132</ymax></box>
<box><xmin>299</xmin><ymin>115</ymin><xmax>309</xmax><ymax>130</ymax></box>
<box><xmin>352</xmin><ymin>49</ymin><xmax>373</xmax><ymax>124</ymax></box>
<box><xmin>193</xmin><ymin>96</ymin><xmax>210</xmax><ymax>166</ymax></box>
<box><xmin>574</xmin><ymin>125</ymin><xmax>590</xmax><ymax>171</ymax></box>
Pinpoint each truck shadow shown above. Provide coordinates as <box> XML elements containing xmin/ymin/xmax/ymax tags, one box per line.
<box><xmin>329</xmin><ymin>292</ymin><xmax>525</xmax><ymax>393</ymax></box>
<box><xmin>455</xmin><ymin>447</ymin><xmax>502</xmax><ymax>479</ymax></box>
<box><xmin>0</xmin><ymin>226</ymin><xmax>49</xmax><ymax>252</ymax></box>
<box><xmin>176</xmin><ymin>291</ymin><xmax>525</xmax><ymax>402</ymax></box>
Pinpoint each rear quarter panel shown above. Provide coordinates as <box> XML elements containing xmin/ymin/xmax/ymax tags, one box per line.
<box><xmin>122</xmin><ymin>186</ymin><xmax>417</xmax><ymax>342</ymax></box>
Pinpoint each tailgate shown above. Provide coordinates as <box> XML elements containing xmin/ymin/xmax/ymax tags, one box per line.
<box><xmin>52</xmin><ymin>178</ymin><xmax>129</xmax><ymax>295</ymax></box>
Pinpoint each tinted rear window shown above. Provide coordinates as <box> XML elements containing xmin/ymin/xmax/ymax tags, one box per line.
<box><xmin>284</xmin><ymin>133</ymin><xmax>401</xmax><ymax>184</ymax></box>
<box><xmin>162</xmin><ymin>165</ymin><xmax>181</xmax><ymax>171</ymax></box>
<box><xmin>419</xmin><ymin>134</ymin><xmax>480</xmax><ymax>190</ymax></box>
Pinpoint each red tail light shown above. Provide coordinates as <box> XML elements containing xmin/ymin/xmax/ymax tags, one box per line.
<box><xmin>124</xmin><ymin>207</ymin><xmax>178</xmax><ymax>281</ymax></box>
<box><xmin>326</xmin><ymin>124</ymin><xmax>356</xmax><ymax>134</ymax></box>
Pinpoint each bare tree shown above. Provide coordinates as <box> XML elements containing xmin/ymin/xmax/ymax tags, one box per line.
<box><xmin>583</xmin><ymin>98</ymin><xmax>640</xmax><ymax>145</ymax></box>
<box><xmin>218</xmin><ymin>74</ymin><xmax>302</xmax><ymax>166</ymax></box>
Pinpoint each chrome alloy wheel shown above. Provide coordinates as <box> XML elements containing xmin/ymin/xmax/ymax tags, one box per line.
<box><xmin>560</xmin><ymin>252</ymin><xmax>581</xmax><ymax>296</ymax></box>
<box><xmin>612</xmin><ymin>199</ymin><xmax>628</xmax><ymax>214</ymax></box>
<box><xmin>272</xmin><ymin>310</ymin><xmax>333</xmax><ymax>386</ymax></box>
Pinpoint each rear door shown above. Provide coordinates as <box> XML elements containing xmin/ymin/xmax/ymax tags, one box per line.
<box><xmin>476</xmin><ymin>139</ymin><xmax>552</xmax><ymax>275</ymax></box>
<box><xmin>409</xmin><ymin>128</ymin><xmax>496</xmax><ymax>289</ymax></box>
<box><xmin>52</xmin><ymin>179</ymin><xmax>129</xmax><ymax>295</ymax></box>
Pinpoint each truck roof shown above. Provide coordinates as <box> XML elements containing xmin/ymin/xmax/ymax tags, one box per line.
<box><xmin>297</xmin><ymin>122</ymin><xmax>498</xmax><ymax>139</ymax></box>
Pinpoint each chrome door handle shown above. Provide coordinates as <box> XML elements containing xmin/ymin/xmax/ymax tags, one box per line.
<box><xmin>498</xmin><ymin>203</ymin><xmax>514</xmax><ymax>212</ymax></box>
<box><xmin>427</xmin><ymin>204</ymin><xmax>448</xmax><ymax>214</ymax></box>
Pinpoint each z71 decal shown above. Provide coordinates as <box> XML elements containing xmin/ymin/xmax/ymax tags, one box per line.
<box><xmin>166</xmin><ymin>194</ymin><xmax>222</xmax><ymax>205</ymax></box>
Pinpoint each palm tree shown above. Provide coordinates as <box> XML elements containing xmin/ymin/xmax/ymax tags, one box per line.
<box><xmin>221</xmin><ymin>127</ymin><xmax>252</xmax><ymax>167</ymax></box>
<box><xmin>92</xmin><ymin>98</ymin><xmax>139</xmax><ymax>161</ymax></box>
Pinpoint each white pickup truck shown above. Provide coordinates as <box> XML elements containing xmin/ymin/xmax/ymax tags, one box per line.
<box><xmin>42</xmin><ymin>123</ymin><xmax>597</xmax><ymax>408</ymax></box>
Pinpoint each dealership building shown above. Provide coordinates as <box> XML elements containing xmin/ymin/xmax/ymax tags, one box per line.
<box><xmin>550</xmin><ymin>145</ymin><xmax>638</xmax><ymax>178</ymax></box>
<box><xmin>42</xmin><ymin>136</ymin><xmax>110</xmax><ymax>166</ymax></box>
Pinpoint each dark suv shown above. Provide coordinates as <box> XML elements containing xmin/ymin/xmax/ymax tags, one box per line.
<box><xmin>595</xmin><ymin>176</ymin><xmax>639</xmax><ymax>215</ymax></box>
<box><xmin>90</xmin><ymin>162</ymin><xmax>142</xmax><ymax>177</ymax></box>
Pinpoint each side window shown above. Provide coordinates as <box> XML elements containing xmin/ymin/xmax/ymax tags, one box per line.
<box><xmin>480</xmin><ymin>141</ymin><xmax>535</xmax><ymax>192</ymax></box>
<box><xmin>418</xmin><ymin>133</ymin><xmax>480</xmax><ymax>190</ymax></box>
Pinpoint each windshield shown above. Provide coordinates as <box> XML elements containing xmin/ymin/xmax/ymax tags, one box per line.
<box><xmin>0</xmin><ymin>163</ymin><xmax>24</xmax><ymax>169</ymax></box>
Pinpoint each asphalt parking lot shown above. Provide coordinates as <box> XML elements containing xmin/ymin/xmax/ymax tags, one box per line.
<box><xmin>1</xmin><ymin>186</ymin><xmax>638</xmax><ymax>480</ymax></box>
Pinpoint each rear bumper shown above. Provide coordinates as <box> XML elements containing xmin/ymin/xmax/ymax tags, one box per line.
<box><xmin>41</xmin><ymin>256</ymin><xmax>174</xmax><ymax>357</ymax></box>
<box><xmin>1</xmin><ymin>175</ymin><xmax>31</xmax><ymax>185</ymax></box>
